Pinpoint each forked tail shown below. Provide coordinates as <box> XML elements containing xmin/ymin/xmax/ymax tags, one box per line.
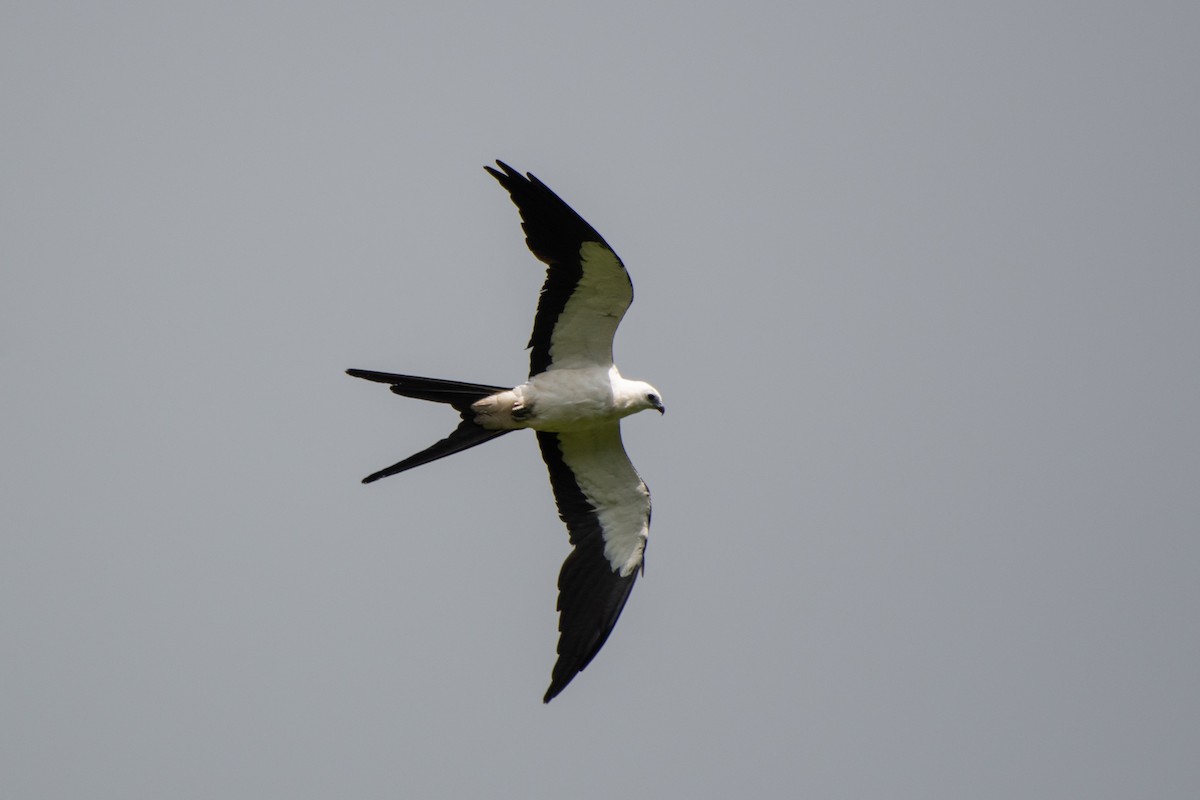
<box><xmin>346</xmin><ymin>370</ymin><xmax>514</xmax><ymax>483</ymax></box>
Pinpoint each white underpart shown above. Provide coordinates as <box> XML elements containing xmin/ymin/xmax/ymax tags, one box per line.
<box><xmin>556</xmin><ymin>425</ymin><xmax>650</xmax><ymax>576</ymax></box>
<box><xmin>470</xmin><ymin>367</ymin><xmax>652</xmax><ymax>431</ymax></box>
<box><xmin>522</xmin><ymin>366</ymin><xmax>649</xmax><ymax>431</ymax></box>
<box><xmin>523</xmin><ymin>366</ymin><xmax>621</xmax><ymax>430</ymax></box>
<box><xmin>473</xmin><ymin>366</ymin><xmax>656</xmax><ymax>432</ymax></box>
<box><xmin>545</xmin><ymin>242</ymin><xmax>632</xmax><ymax>370</ymax></box>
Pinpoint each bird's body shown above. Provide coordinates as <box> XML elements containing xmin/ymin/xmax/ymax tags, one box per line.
<box><xmin>348</xmin><ymin>161</ymin><xmax>662</xmax><ymax>702</ymax></box>
<box><xmin>473</xmin><ymin>366</ymin><xmax>661</xmax><ymax>433</ymax></box>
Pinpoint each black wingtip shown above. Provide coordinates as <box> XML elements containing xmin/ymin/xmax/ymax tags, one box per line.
<box><xmin>485</xmin><ymin>159</ymin><xmax>518</xmax><ymax>177</ymax></box>
<box><xmin>543</xmin><ymin>680</ymin><xmax>568</xmax><ymax>704</ymax></box>
<box><xmin>484</xmin><ymin>160</ymin><xmax>524</xmax><ymax>189</ymax></box>
<box><xmin>346</xmin><ymin>368</ymin><xmax>392</xmax><ymax>382</ymax></box>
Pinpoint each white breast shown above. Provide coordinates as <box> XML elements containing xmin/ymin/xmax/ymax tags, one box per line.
<box><xmin>520</xmin><ymin>366</ymin><xmax>623</xmax><ymax>432</ymax></box>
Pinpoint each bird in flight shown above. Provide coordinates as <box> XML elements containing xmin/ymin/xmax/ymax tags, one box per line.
<box><xmin>348</xmin><ymin>161</ymin><xmax>663</xmax><ymax>702</ymax></box>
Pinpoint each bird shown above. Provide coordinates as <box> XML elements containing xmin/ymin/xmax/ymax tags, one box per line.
<box><xmin>348</xmin><ymin>160</ymin><xmax>664</xmax><ymax>703</ymax></box>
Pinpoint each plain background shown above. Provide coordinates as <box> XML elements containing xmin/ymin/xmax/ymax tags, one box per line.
<box><xmin>4</xmin><ymin>2</ymin><xmax>1198</xmax><ymax>798</ymax></box>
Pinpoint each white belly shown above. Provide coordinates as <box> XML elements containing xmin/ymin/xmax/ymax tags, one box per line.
<box><xmin>471</xmin><ymin>366</ymin><xmax>624</xmax><ymax>432</ymax></box>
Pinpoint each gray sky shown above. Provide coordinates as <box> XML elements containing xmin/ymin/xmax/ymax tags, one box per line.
<box><xmin>3</xmin><ymin>2</ymin><xmax>1198</xmax><ymax>798</ymax></box>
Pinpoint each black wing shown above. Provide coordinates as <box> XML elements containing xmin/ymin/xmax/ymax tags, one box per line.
<box><xmin>485</xmin><ymin>161</ymin><xmax>634</xmax><ymax>377</ymax></box>
<box><xmin>537</xmin><ymin>427</ymin><xmax>650</xmax><ymax>702</ymax></box>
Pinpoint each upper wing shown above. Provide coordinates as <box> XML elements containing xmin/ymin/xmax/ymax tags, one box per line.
<box><xmin>485</xmin><ymin>161</ymin><xmax>634</xmax><ymax>377</ymax></box>
<box><xmin>536</xmin><ymin>426</ymin><xmax>650</xmax><ymax>703</ymax></box>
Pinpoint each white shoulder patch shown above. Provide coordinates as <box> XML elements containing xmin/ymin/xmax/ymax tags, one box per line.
<box><xmin>546</xmin><ymin>242</ymin><xmax>633</xmax><ymax>370</ymax></box>
<box><xmin>558</xmin><ymin>424</ymin><xmax>649</xmax><ymax>576</ymax></box>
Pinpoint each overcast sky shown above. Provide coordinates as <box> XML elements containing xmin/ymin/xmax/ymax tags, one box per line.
<box><xmin>3</xmin><ymin>2</ymin><xmax>1198</xmax><ymax>798</ymax></box>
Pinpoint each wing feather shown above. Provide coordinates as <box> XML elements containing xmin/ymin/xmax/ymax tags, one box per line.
<box><xmin>485</xmin><ymin>161</ymin><xmax>633</xmax><ymax>376</ymax></box>
<box><xmin>536</xmin><ymin>427</ymin><xmax>650</xmax><ymax>702</ymax></box>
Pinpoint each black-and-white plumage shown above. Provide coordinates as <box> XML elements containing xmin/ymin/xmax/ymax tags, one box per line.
<box><xmin>348</xmin><ymin>161</ymin><xmax>663</xmax><ymax>702</ymax></box>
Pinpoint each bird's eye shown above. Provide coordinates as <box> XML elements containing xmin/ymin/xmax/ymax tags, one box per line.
<box><xmin>647</xmin><ymin>393</ymin><xmax>659</xmax><ymax>405</ymax></box>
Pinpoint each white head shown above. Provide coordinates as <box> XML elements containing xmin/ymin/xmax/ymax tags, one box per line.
<box><xmin>617</xmin><ymin>379</ymin><xmax>665</xmax><ymax>417</ymax></box>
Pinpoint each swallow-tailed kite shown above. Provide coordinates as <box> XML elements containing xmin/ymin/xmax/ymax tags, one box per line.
<box><xmin>348</xmin><ymin>161</ymin><xmax>663</xmax><ymax>702</ymax></box>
